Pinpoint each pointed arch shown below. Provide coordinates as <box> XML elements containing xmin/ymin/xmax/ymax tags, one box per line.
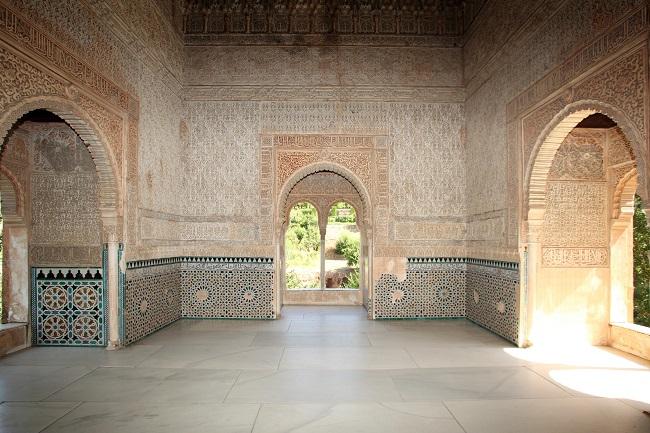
<box><xmin>278</xmin><ymin>162</ymin><xmax>372</xmax><ymax>229</ymax></box>
<box><xmin>0</xmin><ymin>96</ymin><xmax>122</xmax><ymax>221</ymax></box>
<box><xmin>525</xmin><ymin>100</ymin><xmax>646</xmax><ymax>221</ymax></box>
<box><xmin>0</xmin><ymin>165</ymin><xmax>24</xmax><ymax>223</ymax></box>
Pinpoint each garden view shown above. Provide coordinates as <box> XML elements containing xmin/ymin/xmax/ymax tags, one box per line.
<box><xmin>285</xmin><ymin>201</ymin><xmax>360</xmax><ymax>290</ymax></box>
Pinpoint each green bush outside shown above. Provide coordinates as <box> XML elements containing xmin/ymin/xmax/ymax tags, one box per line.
<box><xmin>335</xmin><ymin>232</ymin><xmax>359</xmax><ymax>267</ymax></box>
<box><xmin>341</xmin><ymin>269</ymin><xmax>360</xmax><ymax>289</ymax></box>
<box><xmin>285</xmin><ymin>203</ymin><xmax>320</xmax><ymax>288</ymax></box>
<box><xmin>633</xmin><ymin>195</ymin><xmax>650</xmax><ymax>327</ymax></box>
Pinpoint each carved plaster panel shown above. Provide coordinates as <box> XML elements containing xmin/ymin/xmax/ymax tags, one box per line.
<box><xmin>548</xmin><ymin>129</ymin><xmax>605</xmax><ymax>181</ymax></box>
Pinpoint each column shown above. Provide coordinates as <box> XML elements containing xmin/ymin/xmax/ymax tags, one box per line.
<box><xmin>320</xmin><ymin>231</ymin><xmax>326</xmax><ymax>290</ymax></box>
<box><xmin>106</xmin><ymin>239</ymin><xmax>120</xmax><ymax>350</ymax></box>
<box><xmin>2</xmin><ymin>224</ymin><xmax>29</xmax><ymax>324</ymax></box>
<box><xmin>523</xmin><ymin>218</ymin><xmax>542</xmax><ymax>347</ymax></box>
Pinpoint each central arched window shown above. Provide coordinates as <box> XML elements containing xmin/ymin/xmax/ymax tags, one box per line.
<box><xmin>325</xmin><ymin>202</ymin><xmax>360</xmax><ymax>289</ymax></box>
<box><xmin>285</xmin><ymin>202</ymin><xmax>320</xmax><ymax>289</ymax></box>
<box><xmin>284</xmin><ymin>200</ymin><xmax>361</xmax><ymax>292</ymax></box>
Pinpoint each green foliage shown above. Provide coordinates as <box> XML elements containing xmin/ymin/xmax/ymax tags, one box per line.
<box><xmin>341</xmin><ymin>269</ymin><xmax>360</xmax><ymax>289</ymax></box>
<box><xmin>328</xmin><ymin>202</ymin><xmax>356</xmax><ymax>224</ymax></box>
<box><xmin>285</xmin><ymin>203</ymin><xmax>320</xmax><ymax>288</ymax></box>
<box><xmin>633</xmin><ymin>195</ymin><xmax>650</xmax><ymax>327</ymax></box>
<box><xmin>335</xmin><ymin>232</ymin><xmax>360</xmax><ymax>267</ymax></box>
<box><xmin>288</xmin><ymin>203</ymin><xmax>320</xmax><ymax>253</ymax></box>
<box><xmin>286</xmin><ymin>271</ymin><xmax>319</xmax><ymax>289</ymax></box>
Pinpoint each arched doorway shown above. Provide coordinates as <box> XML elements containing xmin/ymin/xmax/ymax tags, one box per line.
<box><xmin>277</xmin><ymin>167</ymin><xmax>371</xmax><ymax>310</ymax></box>
<box><xmin>0</xmin><ymin>103</ymin><xmax>121</xmax><ymax>349</ymax></box>
<box><xmin>523</xmin><ymin>103</ymin><xmax>644</xmax><ymax>348</ymax></box>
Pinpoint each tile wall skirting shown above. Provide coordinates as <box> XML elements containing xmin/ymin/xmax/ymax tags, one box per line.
<box><xmin>124</xmin><ymin>257</ymin><xmax>274</xmax><ymax>344</ymax></box>
<box><xmin>375</xmin><ymin>258</ymin><xmax>519</xmax><ymax>344</ymax></box>
<box><xmin>123</xmin><ymin>256</ymin><xmax>517</xmax><ymax>345</ymax></box>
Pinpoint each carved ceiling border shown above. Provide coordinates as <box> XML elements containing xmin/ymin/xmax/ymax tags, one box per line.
<box><xmin>185</xmin><ymin>85</ymin><xmax>466</xmax><ymax>103</ymax></box>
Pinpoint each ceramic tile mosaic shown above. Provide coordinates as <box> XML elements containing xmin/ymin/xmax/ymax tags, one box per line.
<box><xmin>124</xmin><ymin>257</ymin><xmax>274</xmax><ymax>344</ymax></box>
<box><xmin>375</xmin><ymin>258</ymin><xmax>519</xmax><ymax>344</ymax></box>
<box><xmin>32</xmin><ymin>267</ymin><xmax>106</xmax><ymax>346</ymax></box>
<box><xmin>374</xmin><ymin>259</ymin><xmax>466</xmax><ymax>319</ymax></box>
<box><xmin>465</xmin><ymin>260</ymin><xmax>519</xmax><ymax>344</ymax></box>
<box><xmin>124</xmin><ymin>260</ymin><xmax>181</xmax><ymax>345</ymax></box>
<box><xmin>180</xmin><ymin>257</ymin><xmax>275</xmax><ymax>319</ymax></box>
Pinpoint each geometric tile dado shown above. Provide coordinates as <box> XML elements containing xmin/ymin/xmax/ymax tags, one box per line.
<box><xmin>32</xmin><ymin>267</ymin><xmax>106</xmax><ymax>346</ymax></box>
<box><xmin>124</xmin><ymin>257</ymin><xmax>274</xmax><ymax>344</ymax></box>
<box><xmin>375</xmin><ymin>258</ymin><xmax>519</xmax><ymax>344</ymax></box>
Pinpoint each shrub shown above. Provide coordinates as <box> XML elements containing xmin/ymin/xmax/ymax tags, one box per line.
<box><xmin>342</xmin><ymin>269</ymin><xmax>360</xmax><ymax>289</ymax></box>
<box><xmin>286</xmin><ymin>271</ymin><xmax>302</xmax><ymax>289</ymax></box>
<box><xmin>633</xmin><ymin>194</ymin><xmax>650</xmax><ymax>327</ymax></box>
<box><xmin>335</xmin><ymin>232</ymin><xmax>360</xmax><ymax>267</ymax></box>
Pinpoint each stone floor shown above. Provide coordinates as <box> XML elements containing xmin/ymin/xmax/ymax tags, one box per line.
<box><xmin>1</xmin><ymin>306</ymin><xmax>650</xmax><ymax>433</ymax></box>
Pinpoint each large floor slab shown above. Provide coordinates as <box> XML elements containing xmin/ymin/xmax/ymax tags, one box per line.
<box><xmin>0</xmin><ymin>306</ymin><xmax>648</xmax><ymax>433</ymax></box>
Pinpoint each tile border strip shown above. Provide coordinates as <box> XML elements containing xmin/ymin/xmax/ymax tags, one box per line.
<box><xmin>126</xmin><ymin>256</ymin><xmax>274</xmax><ymax>270</ymax></box>
<box><xmin>407</xmin><ymin>257</ymin><xmax>519</xmax><ymax>270</ymax></box>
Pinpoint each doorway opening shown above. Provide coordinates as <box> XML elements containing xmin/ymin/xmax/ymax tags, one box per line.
<box><xmin>1</xmin><ymin>109</ymin><xmax>107</xmax><ymax>347</ymax></box>
<box><xmin>285</xmin><ymin>202</ymin><xmax>320</xmax><ymax>290</ymax></box>
<box><xmin>525</xmin><ymin>109</ymin><xmax>645</xmax><ymax>349</ymax></box>
<box><xmin>280</xmin><ymin>170</ymin><xmax>367</xmax><ymax>307</ymax></box>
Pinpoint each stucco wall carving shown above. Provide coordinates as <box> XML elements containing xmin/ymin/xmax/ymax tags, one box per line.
<box><xmin>538</xmin><ymin>126</ymin><xmax>638</xmax><ymax>268</ymax></box>
<box><xmin>1</xmin><ymin>123</ymin><xmax>103</xmax><ymax>266</ymax></box>
<box><xmin>186</xmin><ymin>45</ymin><xmax>462</xmax><ymax>89</ymax></box>
<box><xmin>463</xmin><ymin>0</ymin><xmax>648</xmax><ymax>261</ymax></box>
<box><xmin>547</xmin><ymin>130</ymin><xmax>605</xmax><ymax>180</ymax></box>
<box><xmin>286</xmin><ymin>172</ymin><xmax>363</xmax><ymax>226</ymax></box>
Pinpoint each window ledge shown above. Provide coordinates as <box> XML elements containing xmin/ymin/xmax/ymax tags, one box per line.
<box><xmin>0</xmin><ymin>322</ymin><xmax>27</xmax><ymax>332</ymax></box>
<box><xmin>610</xmin><ymin>322</ymin><xmax>650</xmax><ymax>336</ymax></box>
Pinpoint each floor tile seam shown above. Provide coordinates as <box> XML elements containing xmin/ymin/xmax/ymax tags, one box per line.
<box><xmin>276</xmin><ymin>346</ymin><xmax>288</xmax><ymax>370</ymax></box>
<box><xmin>131</xmin><ymin>344</ymin><xmax>167</xmax><ymax>368</ymax></box>
<box><xmin>435</xmin><ymin>395</ymin><xmax>588</xmax><ymax>403</ymax></box>
<box><xmin>249</xmin><ymin>403</ymin><xmax>263</xmax><ymax>433</ymax></box>
<box><xmin>521</xmin><ymin>364</ymin><xmax>579</xmax><ymax>397</ymax></box>
<box><xmin>403</xmin><ymin>347</ymin><xmax>423</xmax><ymax>368</ymax></box>
<box><xmin>440</xmin><ymin>400</ymin><xmax>469</xmax><ymax>433</ymax></box>
<box><xmin>38</xmin><ymin>400</ymin><xmax>83</xmax><ymax>433</ymax></box>
<box><xmin>222</xmin><ymin>370</ymin><xmax>245</xmax><ymax>403</ymax></box>
<box><xmin>375</xmin><ymin>401</ymin><xmax>456</xmax><ymax>421</ymax></box>
<box><xmin>39</xmin><ymin>366</ymin><xmax>100</xmax><ymax>402</ymax></box>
